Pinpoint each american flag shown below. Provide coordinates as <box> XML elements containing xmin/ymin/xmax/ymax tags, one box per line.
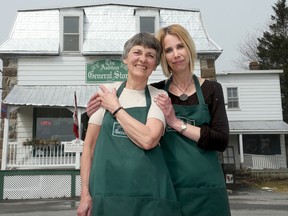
<box><xmin>73</xmin><ymin>91</ymin><xmax>79</xmax><ymax>139</ymax></box>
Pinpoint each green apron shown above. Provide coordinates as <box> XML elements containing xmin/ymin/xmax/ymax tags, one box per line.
<box><xmin>161</xmin><ymin>75</ymin><xmax>231</xmax><ymax>216</ymax></box>
<box><xmin>89</xmin><ymin>81</ymin><xmax>181</xmax><ymax>216</ymax></box>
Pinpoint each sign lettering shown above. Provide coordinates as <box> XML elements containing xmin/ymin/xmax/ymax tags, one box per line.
<box><xmin>86</xmin><ymin>59</ymin><xmax>128</xmax><ymax>83</ymax></box>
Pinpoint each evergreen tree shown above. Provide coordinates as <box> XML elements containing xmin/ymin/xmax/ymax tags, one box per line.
<box><xmin>257</xmin><ymin>0</ymin><xmax>288</xmax><ymax>122</ymax></box>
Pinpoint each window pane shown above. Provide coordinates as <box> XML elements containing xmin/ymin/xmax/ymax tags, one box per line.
<box><xmin>243</xmin><ymin>135</ymin><xmax>258</xmax><ymax>154</ymax></box>
<box><xmin>229</xmin><ymin>99</ymin><xmax>238</xmax><ymax>108</ymax></box>
<box><xmin>35</xmin><ymin>108</ymin><xmax>75</xmax><ymax>142</ymax></box>
<box><xmin>36</xmin><ymin>118</ymin><xmax>75</xmax><ymax>141</ymax></box>
<box><xmin>259</xmin><ymin>136</ymin><xmax>273</xmax><ymax>154</ymax></box>
<box><xmin>64</xmin><ymin>17</ymin><xmax>79</xmax><ymax>33</ymax></box>
<box><xmin>140</xmin><ymin>17</ymin><xmax>155</xmax><ymax>33</ymax></box>
<box><xmin>64</xmin><ymin>35</ymin><xmax>79</xmax><ymax>51</ymax></box>
<box><xmin>227</xmin><ymin>87</ymin><xmax>239</xmax><ymax>108</ymax></box>
<box><xmin>243</xmin><ymin>134</ymin><xmax>281</xmax><ymax>155</ymax></box>
<box><xmin>227</xmin><ymin>90</ymin><xmax>232</xmax><ymax>98</ymax></box>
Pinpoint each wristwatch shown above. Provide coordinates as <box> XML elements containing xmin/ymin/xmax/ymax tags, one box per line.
<box><xmin>179</xmin><ymin>121</ymin><xmax>187</xmax><ymax>134</ymax></box>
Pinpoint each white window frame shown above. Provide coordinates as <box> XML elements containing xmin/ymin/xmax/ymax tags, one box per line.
<box><xmin>227</xmin><ymin>87</ymin><xmax>239</xmax><ymax>109</ymax></box>
<box><xmin>60</xmin><ymin>9</ymin><xmax>83</xmax><ymax>53</ymax></box>
<box><xmin>135</xmin><ymin>9</ymin><xmax>159</xmax><ymax>34</ymax></box>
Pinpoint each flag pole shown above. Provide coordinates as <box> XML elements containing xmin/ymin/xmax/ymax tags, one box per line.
<box><xmin>74</xmin><ymin>91</ymin><xmax>80</xmax><ymax>169</ymax></box>
<box><xmin>73</xmin><ymin>91</ymin><xmax>80</xmax><ymax>142</ymax></box>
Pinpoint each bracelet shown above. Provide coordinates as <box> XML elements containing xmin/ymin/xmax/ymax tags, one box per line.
<box><xmin>112</xmin><ymin>106</ymin><xmax>123</xmax><ymax>117</ymax></box>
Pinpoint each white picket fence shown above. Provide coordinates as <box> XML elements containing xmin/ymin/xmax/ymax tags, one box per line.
<box><xmin>251</xmin><ymin>154</ymin><xmax>282</xmax><ymax>169</ymax></box>
<box><xmin>5</xmin><ymin>142</ymin><xmax>80</xmax><ymax>169</ymax></box>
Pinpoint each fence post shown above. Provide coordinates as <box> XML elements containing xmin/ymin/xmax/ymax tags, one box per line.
<box><xmin>0</xmin><ymin>171</ymin><xmax>4</xmax><ymax>199</ymax></box>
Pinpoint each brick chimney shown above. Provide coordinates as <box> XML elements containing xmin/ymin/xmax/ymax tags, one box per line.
<box><xmin>200</xmin><ymin>57</ymin><xmax>216</xmax><ymax>81</ymax></box>
<box><xmin>249</xmin><ymin>61</ymin><xmax>259</xmax><ymax>70</ymax></box>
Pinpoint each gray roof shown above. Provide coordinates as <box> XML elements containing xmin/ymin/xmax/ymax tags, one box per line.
<box><xmin>0</xmin><ymin>4</ymin><xmax>222</xmax><ymax>56</ymax></box>
<box><xmin>229</xmin><ymin>121</ymin><xmax>288</xmax><ymax>134</ymax></box>
<box><xmin>3</xmin><ymin>85</ymin><xmax>97</xmax><ymax>108</ymax></box>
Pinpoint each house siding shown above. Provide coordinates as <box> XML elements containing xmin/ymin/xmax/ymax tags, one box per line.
<box><xmin>17</xmin><ymin>56</ymin><xmax>201</xmax><ymax>85</ymax></box>
<box><xmin>218</xmin><ymin>73</ymin><xmax>283</xmax><ymax>121</ymax></box>
<box><xmin>17</xmin><ymin>107</ymin><xmax>33</xmax><ymax>142</ymax></box>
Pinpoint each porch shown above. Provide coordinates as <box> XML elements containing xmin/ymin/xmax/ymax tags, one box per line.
<box><xmin>222</xmin><ymin>145</ymin><xmax>287</xmax><ymax>170</ymax></box>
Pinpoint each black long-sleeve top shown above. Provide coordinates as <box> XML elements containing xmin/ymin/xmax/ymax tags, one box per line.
<box><xmin>150</xmin><ymin>79</ymin><xmax>229</xmax><ymax>152</ymax></box>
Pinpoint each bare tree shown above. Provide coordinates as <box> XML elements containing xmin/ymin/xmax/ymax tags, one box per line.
<box><xmin>234</xmin><ymin>22</ymin><xmax>270</xmax><ymax>70</ymax></box>
<box><xmin>234</xmin><ymin>32</ymin><xmax>260</xmax><ymax>70</ymax></box>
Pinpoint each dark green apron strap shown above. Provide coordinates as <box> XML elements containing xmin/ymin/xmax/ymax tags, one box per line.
<box><xmin>116</xmin><ymin>80</ymin><xmax>126</xmax><ymax>97</ymax></box>
<box><xmin>193</xmin><ymin>75</ymin><xmax>205</xmax><ymax>105</ymax></box>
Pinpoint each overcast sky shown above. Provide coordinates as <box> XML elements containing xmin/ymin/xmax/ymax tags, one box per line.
<box><xmin>0</xmin><ymin>0</ymin><xmax>277</xmax><ymax>72</ymax></box>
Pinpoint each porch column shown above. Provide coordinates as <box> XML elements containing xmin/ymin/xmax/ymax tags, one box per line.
<box><xmin>1</xmin><ymin>116</ymin><xmax>10</xmax><ymax>170</ymax></box>
<box><xmin>239</xmin><ymin>134</ymin><xmax>244</xmax><ymax>169</ymax></box>
<box><xmin>75</xmin><ymin>109</ymin><xmax>83</xmax><ymax>170</ymax></box>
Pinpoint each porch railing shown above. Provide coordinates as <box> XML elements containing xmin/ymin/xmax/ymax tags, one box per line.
<box><xmin>5</xmin><ymin>142</ymin><xmax>79</xmax><ymax>169</ymax></box>
<box><xmin>251</xmin><ymin>154</ymin><xmax>282</xmax><ymax>169</ymax></box>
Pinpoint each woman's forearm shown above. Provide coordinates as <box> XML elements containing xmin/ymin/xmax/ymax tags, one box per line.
<box><xmin>115</xmin><ymin>109</ymin><xmax>163</xmax><ymax>150</ymax></box>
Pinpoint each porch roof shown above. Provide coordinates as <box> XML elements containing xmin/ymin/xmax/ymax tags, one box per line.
<box><xmin>229</xmin><ymin>121</ymin><xmax>288</xmax><ymax>134</ymax></box>
<box><xmin>2</xmin><ymin>85</ymin><xmax>98</xmax><ymax>108</ymax></box>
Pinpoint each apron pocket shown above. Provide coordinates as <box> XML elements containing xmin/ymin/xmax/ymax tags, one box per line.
<box><xmin>92</xmin><ymin>196</ymin><xmax>181</xmax><ymax>216</ymax></box>
<box><xmin>175</xmin><ymin>187</ymin><xmax>231</xmax><ymax>216</ymax></box>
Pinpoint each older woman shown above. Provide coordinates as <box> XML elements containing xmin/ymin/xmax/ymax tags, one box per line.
<box><xmin>77</xmin><ymin>32</ymin><xmax>181</xmax><ymax>216</ymax></box>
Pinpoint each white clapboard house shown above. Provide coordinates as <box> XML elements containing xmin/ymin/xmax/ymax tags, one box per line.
<box><xmin>218</xmin><ymin>69</ymin><xmax>288</xmax><ymax>171</ymax></box>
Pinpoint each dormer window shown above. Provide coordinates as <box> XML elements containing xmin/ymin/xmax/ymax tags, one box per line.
<box><xmin>60</xmin><ymin>9</ymin><xmax>83</xmax><ymax>53</ymax></box>
<box><xmin>139</xmin><ymin>17</ymin><xmax>155</xmax><ymax>33</ymax></box>
<box><xmin>63</xmin><ymin>16</ymin><xmax>80</xmax><ymax>51</ymax></box>
<box><xmin>135</xmin><ymin>9</ymin><xmax>159</xmax><ymax>34</ymax></box>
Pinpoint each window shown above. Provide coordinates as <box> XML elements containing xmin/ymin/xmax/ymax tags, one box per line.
<box><xmin>140</xmin><ymin>17</ymin><xmax>155</xmax><ymax>33</ymax></box>
<box><xmin>243</xmin><ymin>134</ymin><xmax>281</xmax><ymax>155</ymax></box>
<box><xmin>135</xmin><ymin>9</ymin><xmax>159</xmax><ymax>34</ymax></box>
<box><xmin>60</xmin><ymin>9</ymin><xmax>83</xmax><ymax>52</ymax></box>
<box><xmin>34</xmin><ymin>108</ymin><xmax>75</xmax><ymax>142</ymax></box>
<box><xmin>227</xmin><ymin>87</ymin><xmax>239</xmax><ymax>109</ymax></box>
<box><xmin>63</xmin><ymin>16</ymin><xmax>80</xmax><ymax>51</ymax></box>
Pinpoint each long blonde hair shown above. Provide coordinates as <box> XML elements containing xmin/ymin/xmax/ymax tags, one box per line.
<box><xmin>156</xmin><ymin>24</ymin><xmax>197</xmax><ymax>77</ymax></box>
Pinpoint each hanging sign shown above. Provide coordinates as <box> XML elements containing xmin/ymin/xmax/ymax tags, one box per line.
<box><xmin>86</xmin><ymin>59</ymin><xmax>128</xmax><ymax>83</ymax></box>
<box><xmin>64</xmin><ymin>139</ymin><xmax>84</xmax><ymax>153</ymax></box>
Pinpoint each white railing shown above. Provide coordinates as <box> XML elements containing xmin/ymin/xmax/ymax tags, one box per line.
<box><xmin>6</xmin><ymin>142</ymin><xmax>78</xmax><ymax>169</ymax></box>
<box><xmin>251</xmin><ymin>154</ymin><xmax>281</xmax><ymax>169</ymax></box>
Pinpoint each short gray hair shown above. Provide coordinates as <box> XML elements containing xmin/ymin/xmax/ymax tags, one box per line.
<box><xmin>122</xmin><ymin>32</ymin><xmax>162</xmax><ymax>66</ymax></box>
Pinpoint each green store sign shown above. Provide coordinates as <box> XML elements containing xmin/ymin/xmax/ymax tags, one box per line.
<box><xmin>86</xmin><ymin>59</ymin><xmax>128</xmax><ymax>83</ymax></box>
